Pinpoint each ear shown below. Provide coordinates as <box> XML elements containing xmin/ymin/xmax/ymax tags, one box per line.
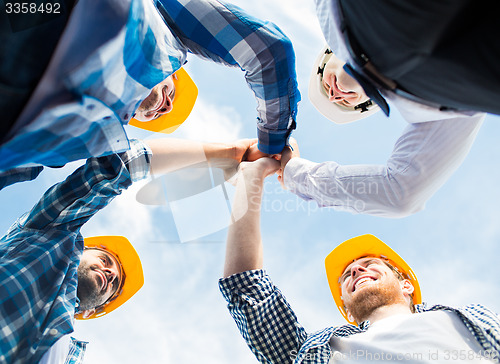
<box><xmin>400</xmin><ymin>279</ymin><xmax>414</xmax><ymax>296</ymax></box>
<box><xmin>80</xmin><ymin>308</ymin><xmax>96</xmax><ymax>319</ymax></box>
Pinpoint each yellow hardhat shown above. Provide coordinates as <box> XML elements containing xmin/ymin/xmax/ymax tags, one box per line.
<box><xmin>75</xmin><ymin>236</ymin><xmax>144</xmax><ymax>320</ymax></box>
<box><xmin>325</xmin><ymin>234</ymin><xmax>422</xmax><ymax>325</ymax></box>
<box><xmin>129</xmin><ymin>67</ymin><xmax>198</xmax><ymax>133</ymax></box>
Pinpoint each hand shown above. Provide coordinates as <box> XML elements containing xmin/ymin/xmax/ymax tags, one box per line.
<box><xmin>222</xmin><ymin>139</ymin><xmax>280</xmax><ymax>183</ymax></box>
<box><xmin>232</xmin><ymin>138</ymin><xmax>259</xmax><ymax>162</ymax></box>
<box><xmin>244</xmin><ymin>143</ymin><xmax>270</xmax><ymax>162</ymax></box>
<box><xmin>239</xmin><ymin>157</ymin><xmax>281</xmax><ymax>179</ymax></box>
<box><xmin>277</xmin><ymin>138</ymin><xmax>300</xmax><ymax>188</ymax></box>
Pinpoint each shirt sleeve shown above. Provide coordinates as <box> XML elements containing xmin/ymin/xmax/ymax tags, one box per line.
<box><xmin>0</xmin><ymin>166</ymin><xmax>44</xmax><ymax>191</ymax></box>
<box><xmin>21</xmin><ymin>139</ymin><xmax>152</xmax><ymax>232</ymax></box>
<box><xmin>284</xmin><ymin>114</ymin><xmax>484</xmax><ymax>217</ymax></box>
<box><xmin>156</xmin><ymin>0</ymin><xmax>300</xmax><ymax>154</ymax></box>
<box><xmin>219</xmin><ymin>269</ymin><xmax>308</xmax><ymax>363</ymax></box>
<box><xmin>461</xmin><ymin>304</ymin><xmax>500</xmax><ymax>360</ymax></box>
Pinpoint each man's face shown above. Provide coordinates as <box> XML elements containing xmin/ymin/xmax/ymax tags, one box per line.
<box><xmin>77</xmin><ymin>248</ymin><xmax>123</xmax><ymax>311</ymax></box>
<box><xmin>134</xmin><ymin>75</ymin><xmax>176</xmax><ymax>122</ymax></box>
<box><xmin>339</xmin><ymin>257</ymin><xmax>410</xmax><ymax>323</ymax></box>
<box><xmin>322</xmin><ymin>54</ymin><xmax>369</xmax><ymax>107</ymax></box>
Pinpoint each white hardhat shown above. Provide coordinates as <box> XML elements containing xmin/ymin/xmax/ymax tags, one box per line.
<box><xmin>308</xmin><ymin>46</ymin><xmax>380</xmax><ymax>124</ymax></box>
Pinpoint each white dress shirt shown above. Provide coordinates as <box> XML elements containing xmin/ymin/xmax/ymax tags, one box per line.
<box><xmin>283</xmin><ymin>0</ymin><xmax>485</xmax><ymax>217</ymax></box>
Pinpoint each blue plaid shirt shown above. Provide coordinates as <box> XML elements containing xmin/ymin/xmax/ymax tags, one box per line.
<box><xmin>0</xmin><ymin>0</ymin><xmax>298</xmax><ymax>178</ymax></box>
<box><xmin>0</xmin><ymin>139</ymin><xmax>152</xmax><ymax>364</ymax></box>
<box><xmin>66</xmin><ymin>338</ymin><xmax>87</xmax><ymax>364</ymax></box>
<box><xmin>219</xmin><ymin>270</ymin><xmax>500</xmax><ymax>363</ymax></box>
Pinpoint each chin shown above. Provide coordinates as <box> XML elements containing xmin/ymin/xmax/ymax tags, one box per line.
<box><xmin>345</xmin><ymin>285</ymin><xmax>399</xmax><ymax>322</ymax></box>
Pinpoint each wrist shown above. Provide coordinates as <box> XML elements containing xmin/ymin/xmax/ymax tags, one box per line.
<box><xmin>203</xmin><ymin>143</ymin><xmax>234</xmax><ymax>161</ymax></box>
<box><xmin>240</xmin><ymin>165</ymin><xmax>266</xmax><ymax>184</ymax></box>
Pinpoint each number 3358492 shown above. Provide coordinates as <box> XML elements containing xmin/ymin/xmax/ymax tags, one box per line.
<box><xmin>5</xmin><ymin>3</ymin><xmax>61</xmax><ymax>14</ymax></box>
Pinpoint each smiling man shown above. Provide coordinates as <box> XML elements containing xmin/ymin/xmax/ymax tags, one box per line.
<box><xmin>0</xmin><ymin>0</ymin><xmax>298</xmax><ymax>189</ymax></box>
<box><xmin>77</xmin><ymin>248</ymin><xmax>122</xmax><ymax>311</ymax></box>
<box><xmin>219</xmin><ymin>160</ymin><xmax>500</xmax><ymax>363</ymax></box>
<box><xmin>278</xmin><ymin>0</ymin><xmax>498</xmax><ymax>218</ymax></box>
<box><xmin>0</xmin><ymin>136</ymin><xmax>259</xmax><ymax>364</ymax></box>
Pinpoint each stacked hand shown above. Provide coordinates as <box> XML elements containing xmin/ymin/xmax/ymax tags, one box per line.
<box><xmin>230</xmin><ymin>137</ymin><xmax>299</xmax><ymax>185</ymax></box>
<box><xmin>239</xmin><ymin>157</ymin><xmax>281</xmax><ymax>179</ymax></box>
<box><xmin>232</xmin><ymin>138</ymin><xmax>270</xmax><ymax>163</ymax></box>
<box><xmin>277</xmin><ymin>138</ymin><xmax>299</xmax><ymax>188</ymax></box>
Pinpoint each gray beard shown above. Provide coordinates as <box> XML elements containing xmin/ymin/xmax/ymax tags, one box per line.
<box><xmin>344</xmin><ymin>283</ymin><xmax>406</xmax><ymax>324</ymax></box>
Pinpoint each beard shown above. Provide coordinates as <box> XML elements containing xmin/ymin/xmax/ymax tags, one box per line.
<box><xmin>343</xmin><ymin>280</ymin><xmax>407</xmax><ymax>324</ymax></box>
<box><xmin>137</xmin><ymin>87</ymin><xmax>161</xmax><ymax>112</ymax></box>
<box><xmin>77</xmin><ymin>263</ymin><xmax>106</xmax><ymax>311</ymax></box>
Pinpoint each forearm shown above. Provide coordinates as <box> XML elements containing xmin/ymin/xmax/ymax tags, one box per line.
<box><xmin>223</xmin><ymin>167</ymin><xmax>265</xmax><ymax>277</ymax></box>
<box><xmin>145</xmin><ymin>138</ymin><xmax>238</xmax><ymax>176</ymax></box>
<box><xmin>285</xmin><ymin>115</ymin><xmax>484</xmax><ymax>217</ymax></box>
<box><xmin>158</xmin><ymin>0</ymin><xmax>299</xmax><ymax>154</ymax></box>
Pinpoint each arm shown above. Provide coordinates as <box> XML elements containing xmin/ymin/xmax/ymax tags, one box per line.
<box><xmin>22</xmin><ymin>138</ymin><xmax>254</xmax><ymax>231</ymax></box>
<box><xmin>223</xmin><ymin>158</ymin><xmax>279</xmax><ymax>277</ymax></box>
<box><xmin>22</xmin><ymin>139</ymin><xmax>151</xmax><ymax>231</ymax></box>
<box><xmin>145</xmin><ymin>138</ymin><xmax>257</xmax><ymax>176</ymax></box>
<box><xmin>220</xmin><ymin>158</ymin><xmax>308</xmax><ymax>363</ymax></box>
<box><xmin>283</xmin><ymin>114</ymin><xmax>484</xmax><ymax>217</ymax></box>
<box><xmin>157</xmin><ymin>0</ymin><xmax>300</xmax><ymax>154</ymax></box>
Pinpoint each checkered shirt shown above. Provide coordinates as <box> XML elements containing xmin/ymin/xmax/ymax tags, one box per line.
<box><xmin>0</xmin><ymin>139</ymin><xmax>151</xmax><ymax>364</ymax></box>
<box><xmin>65</xmin><ymin>338</ymin><xmax>88</xmax><ymax>364</ymax></box>
<box><xmin>156</xmin><ymin>0</ymin><xmax>299</xmax><ymax>154</ymax></box>
<box><xmin>219</xmin><ymin>270</ymin><xmax>500</xmax><ymax>363</ymax></box>
<box><xmin>0</xmin><ymin>0</ymin><xmax>298</xmax><ymax>177</ymax></box>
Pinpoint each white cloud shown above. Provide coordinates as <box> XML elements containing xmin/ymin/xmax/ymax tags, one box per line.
<box><xmin>168</xmin><ymin>98</ymin><xmax>244</xmax><ymax>143</ymax></box>
<box><xmin>80</xmin><ymin>180</ymin><xmax>158</xmax><ymax>243</ymax></box>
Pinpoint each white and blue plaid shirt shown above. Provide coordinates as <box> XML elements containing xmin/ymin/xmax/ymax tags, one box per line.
<box><xmin>0</xmin><ymin>0</ymin><xmax>298</xmax><ymax>182</ymax></box>
<box><xmin>0</xmin><ymin>139</ymin><xmax>151</xmax><ymax>364</ymax></box>
<box><xmin>220</xmin><ymin>270</ymin><xmax>500</xmax><ymax>363</ymax></box>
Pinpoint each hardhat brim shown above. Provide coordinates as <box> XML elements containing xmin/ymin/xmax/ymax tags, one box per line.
<box><xmin>129</xmin><ymin>67</ymin><xmax>198</xmax><ymax>133</ymax></box>
<box><xmin>308</xmin><ymin>46</ymin><xmax>379</xmax><ymax>124</ymax></box>
<box><xmin>75</xmin><ymin>236</ymin><xmax>144</xmax><ymax>320</ymax></box>
<box><xmin>325</xmin><ymin>234</ymin><xmax>422</xmax><ymax>325</ymax></box>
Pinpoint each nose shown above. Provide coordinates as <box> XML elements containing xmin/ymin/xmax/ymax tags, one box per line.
<box><xmin>157</xmin><ymin>96</ymin><xmax>173</xmax><ymax>115</ymax></box>
<box><xmin>350</xmin><ymin>263</ymin><xmax>367</xmax><ymax>278</ymax></box>
<box><xmin>327</xmin><ymin>85</ymin><xmax>348</xmax><ymax>103</ymax></box>
<box><xmin>103</xmin><ymin>267</ymin><xmax>117</xmax><ymax>286</ymax></box>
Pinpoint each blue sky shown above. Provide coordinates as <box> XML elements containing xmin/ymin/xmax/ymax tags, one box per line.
<box><xmin>1</xmin><ymin>0</ymin><xmax>500</xmax><ymax>362</ymax></box>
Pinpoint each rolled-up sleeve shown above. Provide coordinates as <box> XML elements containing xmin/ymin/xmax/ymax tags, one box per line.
<box><xmin>219</xmin><ymin>269</ymin><xmax>307</xmax><ymax>363</ymax></box>
<box><xmin>22</xmin><ymin>139</ymin><xmax>152</xmax><ymax>231</ymax></box>
<box><xmin>158</xmin><ymin>0</ymin><xmax>299</xmax><ymax>154</ymax></box>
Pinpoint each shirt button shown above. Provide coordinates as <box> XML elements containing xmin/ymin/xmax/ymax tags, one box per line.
<box><xmin>123</xmin><ymin>114</ymin><xmax>129</xmax><ymax>120</ymax></box>
<box><xmin>49</xmin><ymin>328</ymin><xmax>59</xmax><ymax>335</ymax></box>
<box><xmin>86</xmin><ymin>104</ymin><xmax>95</xmax><ymax>111</ymax></box>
